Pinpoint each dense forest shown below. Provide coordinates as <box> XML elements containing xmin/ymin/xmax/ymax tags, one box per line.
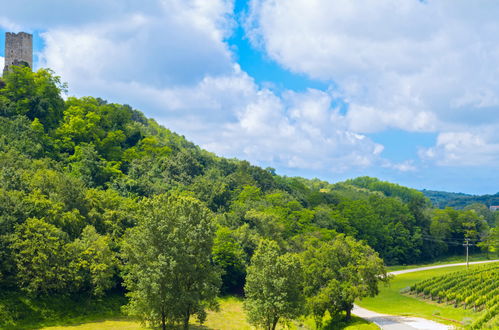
<box><xmin>0</xmin><ymin>67</ymin><xmax>498</xmax><ymax>329</ymax></box>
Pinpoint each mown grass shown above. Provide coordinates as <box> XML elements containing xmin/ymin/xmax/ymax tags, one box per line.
<box><xmin>356</xmin><ymin>264</ymin><xmax>488</xmax><ymax>326</ymax></box>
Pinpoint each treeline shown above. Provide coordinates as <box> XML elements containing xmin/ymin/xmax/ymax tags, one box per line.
<box><xmin>0</xmin><ymin>67</ymin><xmax>497</xmax><ymax>328</ymax></box>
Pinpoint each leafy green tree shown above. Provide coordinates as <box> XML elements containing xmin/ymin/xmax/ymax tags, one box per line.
<box><xmin>0</xmin><ymin>67</ymin><xmax>66</xmax><ymax>129</ymax></box>
<box><xmin>11</xmin><ymin>218</ymin><xmax>73</xmax><ymax>295</ymax></box>
<box><xmin>338</xmin><ymin>200</ymin><xmax>387</xmax><ymax>256</ymax></box>
<box><xmin>244</xmin><ymin>239</ymin><xmax>303</xmax><ymax>330</ymax></box>
<box><xmin>121</xmin><ymin>194</ymin><xmax>221</xmax><ymax>330</ymax></box>
<box><xmin>301</xmin><ymin>235</ymin><xmax>388</xmax><ymax>326</ymax></box>
<box><xmin>69</xmin><ymin>225</ymin><xmax>117</xmax><ymax>296</ymax></box>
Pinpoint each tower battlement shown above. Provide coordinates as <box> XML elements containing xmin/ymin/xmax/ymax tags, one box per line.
<box><xmin>3</xmin><ymin>32</ymin><xmax>33</xmax><ymax>76</ymax></box>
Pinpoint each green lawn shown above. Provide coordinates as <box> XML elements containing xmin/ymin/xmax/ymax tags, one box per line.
<box><xmin>356</xmin><ymin>264</ymin><xmax>488</xmax><ymax>326</ymax></box>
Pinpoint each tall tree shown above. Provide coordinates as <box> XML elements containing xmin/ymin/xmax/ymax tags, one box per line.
<box><xmin>121</xmin><ymin>194</ymin><xmax>221</xmax><ymax>330</ymax></box>
<box><xmin>10</xmin><ymin>217</ymin><xmax>73</xmax><ymax>295</ymax></box>
<box><xmin>69</xmin><ymin>225</ymin><xmax>117</xmax><ymax>296</ymax></box>
<box><xmin>244</xmin><ymin>239</ymin><xmax>303</xmax><ymax>330</ymax></box>
<box><xmin>301</xmin><ymin>235</ymin><xmax>388</xmax><ymax>326</ymax></box>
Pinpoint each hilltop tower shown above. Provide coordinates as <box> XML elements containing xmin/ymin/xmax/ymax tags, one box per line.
<box><xmin>3</xmin><ymin>32</ymin><xmax>33</xmax><ymax>76</ymax></box>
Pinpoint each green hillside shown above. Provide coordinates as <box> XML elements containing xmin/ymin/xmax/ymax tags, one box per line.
<box><xmin>0</xmin><ymin>67</ymin><xmax>497</xmax><ymax>329</ymax></box>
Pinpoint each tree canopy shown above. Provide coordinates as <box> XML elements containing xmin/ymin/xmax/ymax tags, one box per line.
<box><xmin>121</xmin><ymin>194</ymin><xmax>220</xmax><ymax>330</ymax></box>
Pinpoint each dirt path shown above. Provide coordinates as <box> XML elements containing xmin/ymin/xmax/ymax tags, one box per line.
<box><xmin>353</xmin><ymin>259</ymin><xmax>499</xmax><ymax>330</ymax></box>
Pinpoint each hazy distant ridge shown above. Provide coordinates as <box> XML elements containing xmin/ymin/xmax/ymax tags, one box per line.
<box><xmin>422</xmin><ymin>189</ymin><xmax>499</xmax><ymax>209</ymax></box>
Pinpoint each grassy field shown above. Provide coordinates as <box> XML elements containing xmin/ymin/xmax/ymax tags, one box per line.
<box><xmin>356</xmin><ymin>264</ymin><xmax>488</xmax><ymax>326</ymax></box>
<box><xmin>43</xmin><ymin>297</ymin><xmax>253</xmax><ymax>330</ymax></box>
<box><xmin>34</xmin><ymin>296</ymin><xmax>377</xmax><ymax>330</ymax></box>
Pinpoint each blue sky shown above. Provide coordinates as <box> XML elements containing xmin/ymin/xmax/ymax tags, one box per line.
<box><xmin>2</xmin><ymin>0</ymin><xmax>499</xmax><ymax>195</ymax></box>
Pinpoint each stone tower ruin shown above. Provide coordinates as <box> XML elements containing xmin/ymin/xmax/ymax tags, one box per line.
<box><xmin>3</xmin><ymin>32</ymin><xmax>33</xmax><ymax>76</ymax></box>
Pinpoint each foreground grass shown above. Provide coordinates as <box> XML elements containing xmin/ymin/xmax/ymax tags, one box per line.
<box><xmin>44</xmin><ymin>318</ymin><xmax>143</xmax><ymax>330</ymax></box>
<box><xmin>41</xmin><ymin>296</ymin><xmax>376</xmax><ymax>330</ymax></box>
<box><xmin>42</xmin><ymin>297</ymin><xmax>251</xmax><ymax>330</ymax></box>
<box><xmin>357</xmin><ymin>264</ymin><xmax>487</xmax><ymax>326</ymax></box>
<box><xmin>386</xmin><ymin>253</ymin><xmax>494</xmax><ymax>272</ymax></box>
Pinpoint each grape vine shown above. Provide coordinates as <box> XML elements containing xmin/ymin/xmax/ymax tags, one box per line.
<box><xmin>408</xmin><ymin>263</ymin><xmax>499</xmax><ymax>329</ymax></box>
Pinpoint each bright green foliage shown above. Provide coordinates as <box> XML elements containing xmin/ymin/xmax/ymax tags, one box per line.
<box><xmin>409</xmin><ymin>263</ymin><xmax>499</xmax><ymax>329</ymax></box>
<box><xmin>69</xmin><ymin>225</ymin><xmax>117</xmax><ymax>296</ymax></box>
<box><xmin>301</xmin><ymin>235</ymin><xmax>388</xmax><ymax>327</ymax></box>
<box><xmin>122</xmin><ymin>136</ymin><xmax>171</xmax><ymax>162</ymax></box>
<box><xmin>121</xmin><ymin>194</ymin><xmax>221</xmax><ymax>330</ymax></box>
<box><xmin>244</xmin><ymin>239</ymin><xmax>303</xmax><ymax>330</ymax></box>
<box><xmin>11</xmin><ymin>218</ymin><xmax>73</xmax><ymax>295</ymax></box>
<box><xmin>0</xmin><ymin>67</ymin><xmax>66</xmax><ymax>129</ymax></box>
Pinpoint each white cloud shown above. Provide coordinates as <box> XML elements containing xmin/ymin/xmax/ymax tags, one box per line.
<box><xmin>246</xmin><ymin>0</ymin><xmax>499</xmax><ymax>167</ymax></box>
<box><xmin>0</xmin><ymin>17</ymin><xmax>22</xmax><ymax>31</ymax></box>
<box><xmin>0</xmin><ymin>56</ymin><xmax>4</xmax><ymax>70</ymax></box>
<box><xmin>1</xmin><ymin>0</ymin><xmax>382</xmax><ymax>173</ymax></box>
<box><xmin>40</xmin><ymin>1</ymin><xmax>235</xmax><ymax>88</ymax></box>
<box><xmin>209</xmin><ymin>86</ymin><xmax>384</xmax><ymax>171</ymax></box>
<box><xmin>75</xmin><ymin>67</ymin><xmax>384</xmax><ymax>171</ymax></box>
<box><xmin>419</xmin><ymin>131</ymin><xmax>499</xmax><ymax>166</ymax></box>
<box><xmin>382</xmin><ymin>160</ymin><xmax>417</xmax><ymax>173</ymax></box>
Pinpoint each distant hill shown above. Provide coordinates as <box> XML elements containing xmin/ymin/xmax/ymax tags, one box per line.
<box><xmin>422</xmin><ymin>189</ymin><xmax>499</xmax><ymax>209</ymax></box>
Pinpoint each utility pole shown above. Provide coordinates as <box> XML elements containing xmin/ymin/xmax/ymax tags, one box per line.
<box><xmin>464</xmin><ymin>238</ymin><xmax>471</xmax><ymax>270</ymax></box>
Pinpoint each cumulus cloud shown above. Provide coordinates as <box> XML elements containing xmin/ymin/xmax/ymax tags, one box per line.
<box><xmin>208</xmin><ymin>87</ymin><xmax>384</xmax><ymax>171</ymax></box>
<box><xmin>246</xmin><ymin>0</ymin><xmax>499</xmax><ymax>166</ymax></box>
<box><xmin>40</xmin><ymin>1</ymin><xmax>235</xmax><ymax>88</ymax></box>
<box><xmin>0</xmin><ymin>56</ymin><xmax>4</xmax><ymax>70</ymax></box>
<box><xmin>0</xmin><ymin>0</ymin><xmax>387</xmax><ymax>173</ymax></box>
<box><xmin>419</xmin><ymin>131</ymin><xmax>499</xmax><ymax>166</ymax></box>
